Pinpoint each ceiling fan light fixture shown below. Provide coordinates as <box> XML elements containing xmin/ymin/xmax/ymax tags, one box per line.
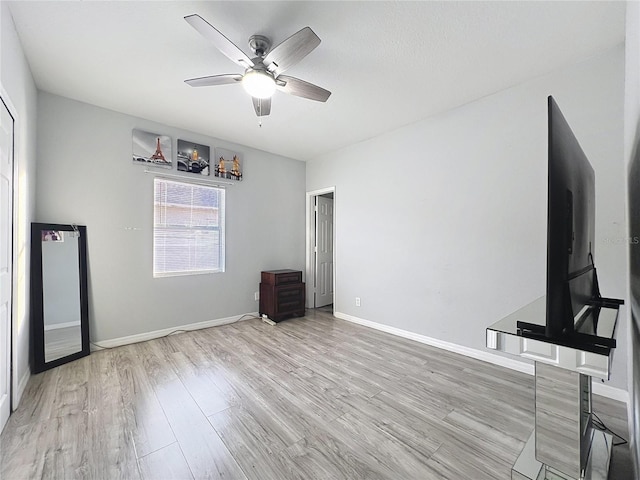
<box><xmin>242</xmin><ymin>69</ymin><xmax>276</xmax><ymax>99</ymax></box>
<box><xmin>184</xmin><ymin>15</ymin><xmax>331</xmax><ymax>116</ymax></box>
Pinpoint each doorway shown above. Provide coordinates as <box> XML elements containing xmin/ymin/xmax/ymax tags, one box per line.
<box><xmin>306</xmin><ymin>187</ymin><xmax>335</xmax><ymax>312</ymax></box>
<box><xmin>0</xmin><ymin>94</ymin><xmax>15</xmax><ymax>433</ymax></box>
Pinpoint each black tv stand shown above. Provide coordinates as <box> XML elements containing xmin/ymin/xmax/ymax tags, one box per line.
<box><xmin>589</xmin><ymin>296</ymin><xmax>624</xmax><ymax>309</ymax></box>
<box><xmin>515</xmin><ymin>320</ymin><xmax>545</xmax><ymax>337</ymax></box>
<box><xmin>517</xmin><ymin>299</ymin><xmax>621</xmax><ymax>355</ymax></box>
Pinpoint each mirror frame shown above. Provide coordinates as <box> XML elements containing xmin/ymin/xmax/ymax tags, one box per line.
<box><xmin>31</xmin><ymin>222</ymin><xmax>89</xmax><ymax>373</ymax></box>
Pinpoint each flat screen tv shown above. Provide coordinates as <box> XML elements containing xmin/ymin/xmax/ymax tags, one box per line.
<box><xmin>546</xmin><ymin>95</ymin><xmax>596</xmax><ymax>338</ymax></box>
<box><xmin>517</xmin><ymin>96</ymin><xmax>622</xmax><ymax>351</ymax></box>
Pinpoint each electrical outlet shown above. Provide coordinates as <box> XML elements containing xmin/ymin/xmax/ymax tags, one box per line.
<box><xmin>355</xmin><ymin>297</ymin><xmax>361</xmax><ymax>307</ymax></box>
<box><xmin>254</xmin><ymin>292</ymin><xmax>260</xmax><ymax>301</ymax></box>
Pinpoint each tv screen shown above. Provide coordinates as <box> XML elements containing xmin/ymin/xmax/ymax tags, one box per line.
<box><xmin>546</xmin><ymin>96</ymin><xmax>596</xmax><ymax>338</ymax></box>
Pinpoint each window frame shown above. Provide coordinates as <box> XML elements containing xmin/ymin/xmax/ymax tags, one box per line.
<box><xmin>152</xmin><ymin>177</ymin><xmax>226</xmax><ymax>278</ymax></box>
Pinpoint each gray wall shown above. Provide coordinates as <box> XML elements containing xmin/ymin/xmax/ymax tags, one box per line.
<box><xmin>307</xmin><ymin>46</ymin><xmax>628</xmax><ymax>391</ymax></box>
<box><xmin>625</xmin><ymin>1</ymin><xmax>640</xmax><ymax>475</ymax></box>
<box><xmin>1</xmin><ymin>3</ymin><xmax>38</xmax><ymax>405</ymax></box>
<box><xmin>36</xmin><ymin>92</ymin><xmax>305</xmax><ymax>342</ymax></box>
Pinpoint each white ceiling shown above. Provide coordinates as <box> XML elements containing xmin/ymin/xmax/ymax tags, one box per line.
<box><xmin>7</xmin><ymin>1</ymin><xmax>626</xmax><ymax>161</ymax></box>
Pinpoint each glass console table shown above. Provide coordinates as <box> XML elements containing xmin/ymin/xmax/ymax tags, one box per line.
<box><xmin>486</xmin><ymin>297</ymin><xmax>619</xmax><ymax>480</ymax></box>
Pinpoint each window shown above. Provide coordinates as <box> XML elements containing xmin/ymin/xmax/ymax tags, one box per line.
<box><xmin>153</xmin><ymin>178</ymin><xmax>225</xmax><ymax>277</ymax></box>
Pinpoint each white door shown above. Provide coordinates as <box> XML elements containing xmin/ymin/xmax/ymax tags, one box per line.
<box><xmin>0</xmin><ymin>97</ymin><xmax>14</xmax><ymax>432</ymax></box>
<box><xmin>315</xmin><ymin>195</ymin><xmax>334</xmax><ymax>308</ymax></box>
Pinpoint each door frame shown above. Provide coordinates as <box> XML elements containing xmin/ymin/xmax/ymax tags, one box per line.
<box><xmin>0</xmin><ymin>84</ymin><xmax>19</xmax><ymax>411</ymax></box>
<box><xmin>305</xmin><ymin>186</ymin><xmax>336</xmax><ymax>311</ymax></box>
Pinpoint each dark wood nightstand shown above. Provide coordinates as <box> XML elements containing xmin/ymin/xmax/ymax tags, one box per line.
<box><xmin>259</xmin><ymin>270</ymin><xmax>305</xmax><ymax>322</ymax></box>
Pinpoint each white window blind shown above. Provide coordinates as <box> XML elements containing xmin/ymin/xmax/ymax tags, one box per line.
<box><xmin>153</xmin><ymin>178</ymin><xmax>225</xmax><ymax>277</ymax></box>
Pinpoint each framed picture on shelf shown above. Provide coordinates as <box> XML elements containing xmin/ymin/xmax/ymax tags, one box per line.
<box><xmin>214</xmin><ymin>148</ymin><xmax>243</xmax><ymax>181</ymax></box>
<box><xmin>177</xmin><ymin>140</ymin><xmax>210</xmax><ymax>176</ymax></box>
<box><xmin>132</xmin><ymin>129</ymin><xmax>172</xmax><ymax>169</ymax></box>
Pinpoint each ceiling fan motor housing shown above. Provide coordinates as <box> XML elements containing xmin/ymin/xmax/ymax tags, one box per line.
<box><xmin>248</xmin><ymin>35</ymin><xmax>271</xmax><ymax>57</ymax></box>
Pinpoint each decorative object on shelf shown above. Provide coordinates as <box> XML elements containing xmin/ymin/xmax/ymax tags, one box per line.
<box><xmin>132</xmin><ymin>129</ymin><xmax>172</xmax><ymax>169</ymax></box>
<box><xmin>259</xmin><ymin>269</ymin><xmax>305</xmax><ymax>322</ymax></box>
<box><xmin>177</xmin><ymin>139</ymin><xmax>210</xmax><ymax>176</ymax></box>
<box><xmin>215</xmin><ymin>148</ymin><xmax>243</xmax><ymax>181</ymax></box>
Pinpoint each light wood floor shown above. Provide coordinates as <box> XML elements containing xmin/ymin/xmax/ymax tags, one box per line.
<box><xmin>0</xmin><ymin>309</ymin><xmax>632</xmax><ymax>479</ymax></box>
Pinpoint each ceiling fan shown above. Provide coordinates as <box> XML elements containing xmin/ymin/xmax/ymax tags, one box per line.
<box><xmin>184</xmin><ymin>14</ymin><xmax>331</xmax><ymax>117</ymax></box>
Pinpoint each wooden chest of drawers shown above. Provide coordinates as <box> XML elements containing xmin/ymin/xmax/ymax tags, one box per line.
<box><xmin>259</xmin><ymin>270</ymin><xmax>305</xmax><ymax>322</ymax></box>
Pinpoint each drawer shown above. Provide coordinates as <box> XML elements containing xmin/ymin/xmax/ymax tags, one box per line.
<box><xmin>278</xmin><ymin>298</ymin><xmax>305</xmax><ymax>311</ymax></box>
<box><xmin>261</xmin><ymin>270</ymin><xmax>302</xmax><ymax>285</ymax></box>
<box><xmin>276</xmin><ymin>284</ymin><xmax>304</xmax><ymax>300</ymax></box>
<box><xmin>276</xmin><ymin>285</ymin><xmax>305</xmax><ymax>312</ymax></box>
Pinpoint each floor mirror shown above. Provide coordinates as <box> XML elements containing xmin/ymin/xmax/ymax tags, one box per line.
<box><xmin>31</xmin><ymin>223</ymin><xmax>89</xmax><ymax>373</ymax></box>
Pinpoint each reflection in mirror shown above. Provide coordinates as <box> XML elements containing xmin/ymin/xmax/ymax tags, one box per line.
<box><xmin>31</xmin><ymin>223</ymin><xmax>89</xmax><ymax>373</ymax></box>
<box><xmin>42</xmin><ymin>230</ymin><xmax>82</xmax><ymax>362</ymax></box>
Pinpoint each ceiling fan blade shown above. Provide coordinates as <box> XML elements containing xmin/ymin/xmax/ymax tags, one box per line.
<box><xmin>185</xmin><ymin>74</ymin><xmax>243</xmax><ymax>87</ymax></box>
<box><xmin>263</xmin><ymin>27</ymin><xmax>320</xmax><ymax>76</ymax></box>
<box><xmin>185</xmin><ymin>14</ymin><xmax>254</xmax><ymax>68</ymax></box>
<box><xmin>276</xmin><ymin>75</ymin><xmax>331</xmax><ymax>102</ymax></box>
<box><xmin>252</xmin><ymin>97</ymin><xmax>271</xmax><ymax>117</ymax></box>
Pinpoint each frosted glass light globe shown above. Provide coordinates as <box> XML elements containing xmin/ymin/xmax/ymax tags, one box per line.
<box><xmin>242</xmin><ymin>70</ymin><xmax>276</xmax><ymax>99</ymax></box>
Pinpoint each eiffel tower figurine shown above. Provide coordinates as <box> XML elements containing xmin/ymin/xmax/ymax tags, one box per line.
<box><xmin>150</xmin><ymin>137</ymin><xmax>166</xmax><ymax>162</ymax></box>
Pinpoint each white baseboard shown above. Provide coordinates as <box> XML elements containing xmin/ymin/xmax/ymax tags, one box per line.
<box><xmin>334</xmin><ymin>311</ymin><xmax>629</xmax><ymax>405</ymax></box>
<box><xmin>90</xmin><ymin>312</ymin><xmax>259</xmax><ymax>351</ymax></box>
<box><xmin>44</xmin><ymin>320</ymin><xmax>81</xmax><ymax>331</ymax></box>
<box><xmin>592</xmin><ymin>381</ymin><xmax>629</xmax><ymax>403</ymax></box>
